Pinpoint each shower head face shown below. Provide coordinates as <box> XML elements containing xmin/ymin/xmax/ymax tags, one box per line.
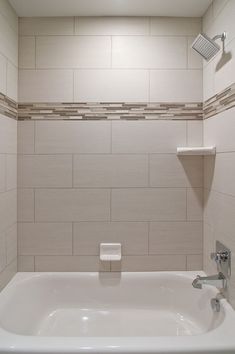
<box><xmin>191</xmin><ymin>33</ymin><xmax>220</xmax><ymax>61</ymax></box>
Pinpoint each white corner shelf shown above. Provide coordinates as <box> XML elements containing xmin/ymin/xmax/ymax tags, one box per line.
<box><xmin>177</xmin><ymin>146</ymin><xmax>216</xmax><ymax>156</ymax></box>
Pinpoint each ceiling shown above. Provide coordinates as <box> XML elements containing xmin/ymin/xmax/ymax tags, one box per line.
<box><xmin>9</xmin><ymin>0</ymin><xmax>212</xmax><ymax>17</ymax></box>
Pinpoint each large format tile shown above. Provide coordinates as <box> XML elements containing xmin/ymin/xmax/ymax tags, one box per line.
<box><xmin>74</xmin><ymin>69</ymin><xmax>149</xmax><ymax>102</ymax></box>
<box><xmin>6</xmin><ymin>154</ymin><xmax>17</xmax><ymax>190</ymax></box>
<box><xmin>0</xmin><ymin>53</ymin><xmax>7</xmax><ymax>94</ymax></box>
<box><xmin>0</xmin><ymin>155</ymin><xmax>5</xmax><ymax>192</ymax></box>
<box><xmin>17</xmin><ymin>189</ymin><xmax>34</xmax><ymax>222</ymax></box>
<box><xmin>112</xmin><ymin>121</ymin><xmax>186</xmax><ymax>153</ymax></box>
<box><xmin>35</xmin><ymin>121</ymin><xmax>111</xmax><ymax>154</ymax></box>
<box><xmin>0</xmin><ymin>189</ymin><xmax>16</xmax><ymax>233</ymax></box>
<box><xmin>149</xmin><ymin>221</ymin><xmax>203</xmax><ymax>254</ymax></box>
<box><xmin>112</xmin><ymin>36</ymin><xmax>187</xmax><ymax>69</ymax></box>
<box><xmin>18</xmin><ymin>223</ymin><xmax>73</xmax><ymax>256</ymax></box>
<box><xmin>18</xmin><ymin>255</ymin><xmax>34</xmax><ymax>271</ymax></box>
<box><xmin>73</xmin><ymin>154</ymin><xmax>148</xmax><ymax>187</ymax></box>
<box><xmin>6</xmin><ymin>61</ymin><xmax>17</xmax><ymax>101</ymax></box>
<box><xmin>17</xmin><ymin>121</ymin><xmax>34</xmax><ymax>154</ymax></box>
<box><xmin>19</xmin><ymin>69</ymin><xmax>73</xmax><ymax>102</ymax></box>
<box><xmin>187</xmin><ymin>188</ymin><xmax>203</xmax><ymax>221</ymax></box>
<box><xmin>0</xmin><ymin>13</ymin><xmax>18</xmax><ymax>66</ymax></box>
<box><xmin>36</xmin><ymin>36</ymin><xmax>111</xmax><ymax>69</ymax></box>
<box><xmin>187</xmin><ymin>121</ymin><xmax>203</xmax><ymax>147</ymax></box>
<box><xmin>150</xmin><ymin>17</ymin><xmax>201</xmax><ymax>36</ymax></box>
<box><xmin>0</xmin><ymin>0</ymin><xmax>18</xmax><ymax>32</ymax></box>
<box><xmin>0</xmin><ymin>259</ymin><xmax>17</xmax><ymax>291</ymax></box>
<box><xmin>35</xmin><ymin>256</ymin><xmax>110</xmax><ymax>272</ymax></box>
<box><xmin>188</xmin><ymin>37</ymin><xmax>203</xmax><ymax>69</ymax></box>
<box><xmin>187</xmin><ymin>254</ymin><xmax>203</xmax><ymax>270</ymax></box>
<box><xmin>75</xmin><ymin>17</ymin><xmax>149</xmax><ymax>35</ymax></box>
<box><xmin>0</xmin><ymin>233</ymin><xmax>6</xmax><ymax>272</ymax></box>
<box><xmin>0</xmin><ymin>114</ymin><xmax>17</xmax><ymax>154</ymax></box>
<box><xmin>18</xmin><ymin>155</ymin><xmax>73</xmax><ymax>188</ymax></box>
<box><xmin>73</xmin><ymin>222</ymin><xmax>148</xmax><ymax>255</ymax></box>
<box><xmin>111</xmin><ymin>188</ymin><xmax>186</xmax><ymax>221</ymax></box>
<box><xmin>204</xmin><ymin>153</ymin><xmax>235</xmax><ymax>196</ymax></box>
<box><xmin>19</xmin><ymin>17</ymin><xmax>74</xmax><ymax>36</ymax></box>
<box><xmin>204</xmin><ymin>109</ymin><xmax>235</xmax><ymax>152</ymax></box>
<box><xmin>19</xmin><ymin>36</ymin><xmax>35</xmax><ymax>69</ymax></box>
<box><xmin>150</xmin><ymin>69</ymin><xmax>202</xmax><ymax>102</ymax></box>
<box><xmin>150</xmin><ymin>154</ymin><xmax>203</xmax><ymax>188</ymax></box>
<box><xmin>6</xmin><ymin>223</ymin><xmax>17</xmax><ymax>264</ymax></box>
<box><xmin>35</xmin><ymin>189</ymin><xmax>110</xmax><ymax>222</ymax></box>
<box><xmin>111</xmin><ymin>255</ymin><xmax>187</xmax><ymax>271</ymax></box>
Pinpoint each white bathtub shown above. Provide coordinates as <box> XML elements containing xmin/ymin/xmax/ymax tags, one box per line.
<box><xmin>0</xmin><ymin>271</ymin><xmax>235</xmax><ymax>354</ymax></box>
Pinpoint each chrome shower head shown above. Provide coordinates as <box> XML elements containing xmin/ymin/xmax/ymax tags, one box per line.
<box><xmin>191</xmin><ymin>32</ymin><xmax>226</xmax><ymax>61</ymax></box>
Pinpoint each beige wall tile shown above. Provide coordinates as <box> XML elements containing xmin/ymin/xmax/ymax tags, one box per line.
<box><xmin>112</xmin><ymin>121</ymin><xmax>186</xmax><ymax>153</ymax></box>
<box><xmin>188</xmin><ymin>37</ymin><xmax>203</xmax><ymax>69</ymax></box>
<box><xmin>17</xmin><ymin>121</ymin><xmax>34</xmax><ymax>154</ymax></box>
<box><xmin>35</xmin><ymin>189</ymin><xmax>110</xmax><ymax>222</ymax></box>
<box><xmin>73</xmin><ymin>154</ymin><xmax>148</xmax><ymax>188</ymax></box>
<box><xmin>0</xmin><ymin>114</ymin><xmax>17</xmax><ymax>154</ymax></box>
<box><xmin>19</xmin><ymin>36</ymin><xmax>35</xmax><ymax>69</ymax></box>
<box><xmin>150</xmin><ymin>154</ymin><xmax>203</xmax><ymax>188</ymax></box>
<box><xmin>73</xmin><ymin>222</ymin><xmax>148</xmax><ymax>255</ymax></box>
<box><xmin>17</xmin><ymin>189</ymin><xmax>34</xmax><ymax>222</ymax></box>
<box><xmin>0</xmin><ymin>12</ymin><xmax>18</xmax><ymax>66</ymax></box>
<box><xmin>187</xmin><ymin>188</ymin><xmax>203</xmax><ymax>221</ymax></box>
<box><xmin>149</xmin><ymin>221</ymin><xmax>202</xmax><ymax>254</ymax></box>
<box><xmin>0</xmin><ymin>259</ymin><xmax>17</xmax><ymax>291</ymax></box>
<box><xmin>36</xmin><ymin>36</ymin><xmax>111</xmax><ymax>69</ymax></box>
<box><xmin>6</xmin><ymin>223</ymin><xmax>17</xmax><ymax>264</ymax></box>
<box><xmin>187</xmin><ymin>121</ymin><xmax>203</xmax><ymax>147</ymax></box>
<box><xmin>35</xmin><ymin>121</ymin><xmax>111</xmax><ymax>154</ymax></box>
<box><xmin>111</xmin><ymin>255</ymin><xmax>187</xmax><ymax>271</ymax></box>
<box><xmin>112</xmin><ymin>36</ymin><xmax>187</xmax><ymax>69</ymax></box>
<box><xmin>0</xmin><ymin>189</ymin><xmax>16</xmax><ymax>233</ymax></box>
<box><xmin>187</xmin><ymin>254</ymin><xmax>203</xmax><ymax>270</ymax></box>
<box><xmin>6</xmin><ymin>154</ymin><xmax>17</xmax><ymax>190</ymax></box>
<box><xmin>204</xmin><ymin>109</ymin><xmax>235</xmax><ymax>152</ymax></box>
<box><xmin>112</xmin><ymin>188</ymin><xmax>186</xmax><ymax>221</ymax></box>
<box><xmin>75</xmin><ymin>17</ymin><xmax>149</xmax><ymax>35</ymax></box>
<box><xmin>19</xmin><ymin>69</ymin><xmax>73</xmax><ymax>102</ymax></box>
<box><xmin>0</xmin><ymin>53</ymin><xmax>7</xmax><ymax>94</ymax></box>
<box><xmin>35</xmin><ymin>256</ymin><xmax>110</xmax><ymax>272</ymax></box>
<box><xmin>18</xmin><ymin>155</ymin><xmax>73</xmax><ymax>188</ymax></box>
<box><xmin>0</xmin><ymin>0</ymin><xmax>18</xmax><ymax>32</ymax></box>
<box><xmin>19</xmin><ymin>17</ymin><xmax>74</xmax><ymax>36</ymax></box>
<box><xmin>18</xmin><ymin>255</ymin><xmax>34</xmax><ymax>271</ymax></box>
<box><xmin>74</xmin><ymin>69</ymin><xmax>149</xmax><ymax>102</ymax></box>
<box><xmin>18</xmin><ymin>223</ymin><xmax>73</xmax><ymax>255</ymax></box>
<box><xmin>150</xmin><ymin>17</ymin><xmax>201</xmax><ymax>36</ymax></box>
<box><xmin>0</xmin><ymin>233</ymin><xmax>6</xmax><ymax>272</ymax></box>
<box><xmin>204</xmin><ymin>153</ymin><xmax>235</xmax><ymax>196</ymax></box>
<box><xmin>150</xmin><ymin>69</ymin><xmax>202</xmax><ymax>102</ymax></box>
<box><xmin>0</xmin><ymin>155</ymin><xmax>5</xmax><ymax>192</ymax></box>
<box><xmin>6</xmin><ymin>61</ymin><xmax>17</xmax><ymax>101</ymax></box>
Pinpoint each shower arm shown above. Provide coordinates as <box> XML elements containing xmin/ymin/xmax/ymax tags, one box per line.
<box><xmin>212</xmin><ymin>32</ymin><xmax>227</xmax><ymax>42</ymax></box>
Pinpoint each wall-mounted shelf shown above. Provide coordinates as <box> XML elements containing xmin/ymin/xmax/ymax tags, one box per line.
<box><xmin>177</xmin><ymin>146</ymin><xmax>216</xmax><ymax>156</ymax></box>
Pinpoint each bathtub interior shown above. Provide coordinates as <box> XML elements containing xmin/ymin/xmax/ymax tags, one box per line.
<box><xmin>0</xmin><ymin>272</ymin><xmax>225</xmax><ymax>337</ymax></box>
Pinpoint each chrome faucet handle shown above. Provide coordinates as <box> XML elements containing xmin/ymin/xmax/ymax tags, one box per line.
<box><xmin>210</xmin><ymin>251</ymin><xmax>229</xmax><ymax>263</ymax></box>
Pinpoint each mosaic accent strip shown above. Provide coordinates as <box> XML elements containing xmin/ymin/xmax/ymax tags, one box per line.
<box><xmin>204</xmin><ymin>83</ymin><xmax>235</xmax><ymax>119</ymax></box>
<box><xmin>0</xmin><ymin>93</ymin><xmax>17</xmax><ymax>120</ymax></box>
<box><xmin>18</xmin><ymin>102</ymin><xmax>203</xmax><ymax>121</ymax></box>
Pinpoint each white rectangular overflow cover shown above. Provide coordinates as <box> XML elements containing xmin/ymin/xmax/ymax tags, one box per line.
<box><xmin>100</xmin><ymin>243</ymin><xmax>122</xmax><ymax>261</ymax></box>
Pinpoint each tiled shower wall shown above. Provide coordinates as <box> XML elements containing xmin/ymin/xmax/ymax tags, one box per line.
<box><xmin>203</xmin><ymin>0</ymin><xmax>235</xmax><ymax>308</ymax></box>
<box><xmin>18</xmin><ymin>16</ymin><xmax>204</xmax><ymax>272</ymax></box>
<box><xmin>0</xmin><ymin>0</ymin><xmax>18</xmax><ymax>287</ymax></box>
